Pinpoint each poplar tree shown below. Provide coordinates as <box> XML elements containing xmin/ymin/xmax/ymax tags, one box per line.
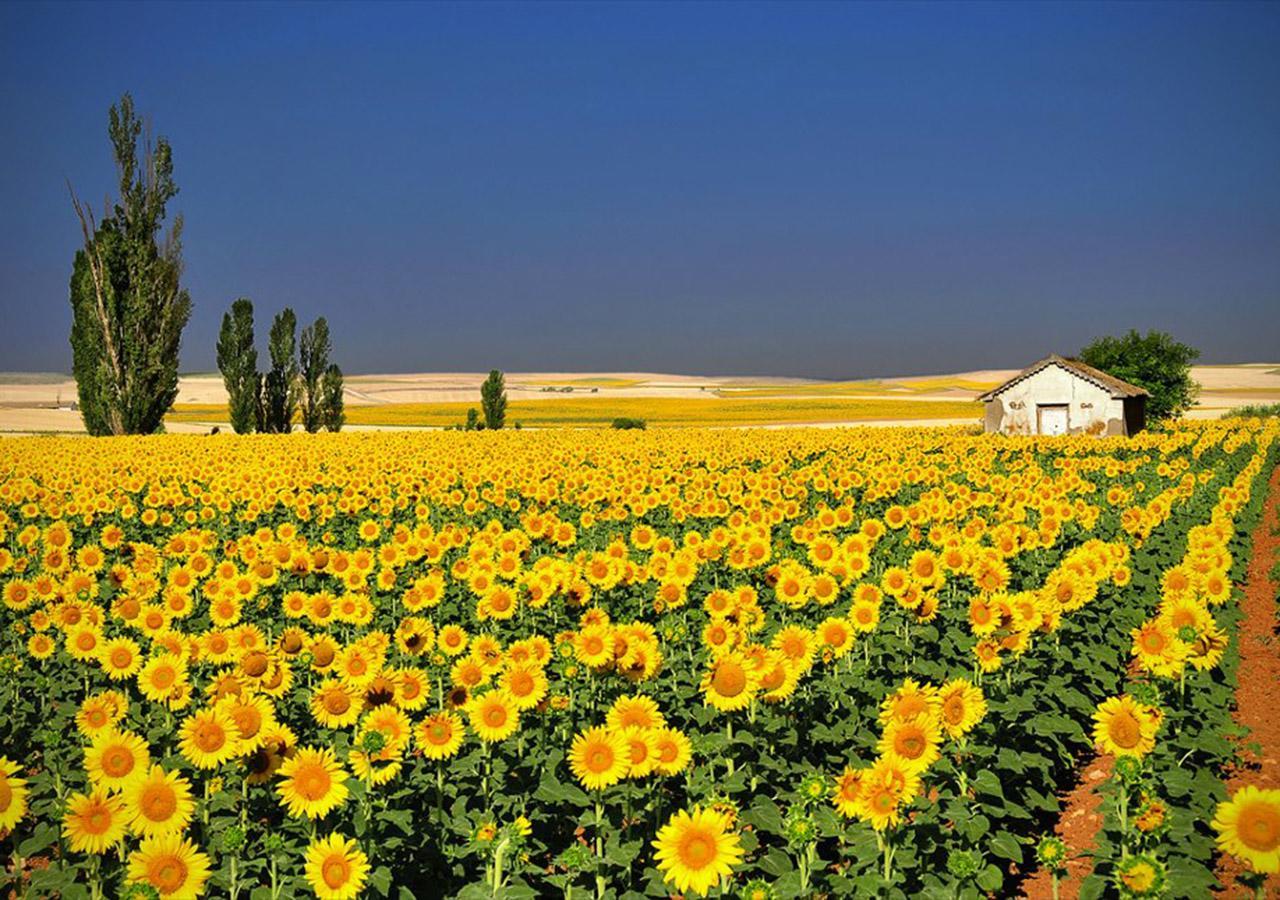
<box><xmin>299</xmin><ymin>317</ymin><xmax>332</xmax><ymax>433</ymax></box>
<box><xmin>68</xmin><ymin>94</ymin><xmax>191</xmax><ymax>435</ymax></box>
<box><xmin>216</xmin><ymin>298</ymin><xmax>258</xmax><ymax>433</ymax></box>
<box><xmin>481</xmin><ymin>369</ymin><xmax>507</xmax><ymax>430</ymax></box>
<box><xmin>260</xmin><ymin>308</ymin><xmax>298</xmax><ymax>433</ymax></box>
<box><xmin>321</xmin><ymin>364</ymin><xmax>345</xmax><ymax>432</ymax></box>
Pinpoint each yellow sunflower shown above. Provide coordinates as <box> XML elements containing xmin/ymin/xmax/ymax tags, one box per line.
<box><xmin>568</xmin><ymin>726</ymin><xmax>629</xmax><ymax>791</ymax></box>
<box><xmin>701</xmin><ymin>651</ymin><xmax>760</xmax><ymax>713</ymax></box>
<box><xmin>63</xmin><ymin>787</ymin><xmax>128</xmax><ymax>854</ymax></box>
<box><xmin>0</xmin><ymin>756</ymin><xmax>29</xmax><ymax>832</ymax></box>
<box><xmin>178</xmin><ymin>707</ymin><xmax>242</xmax><ymax>769</ymax></box>
<box><xmin>620</xmin><ymin>726</ymin><xmax>660</xmax><ymax>778</ymax></box>
<box><xmin>498</xmin><ymin>662</ymin><xmax>548</xmax><ymax>710</ymax></box>
<box><xmin>310</xmin><ymin>678</ymin><xmax>365</xmax><ymax>729</ymax></box>
<box><xmin>652</xmin><ymin>807</ymin><xmax>744</xmax><ymax>896</ymax></box>
<box><xmin>1212</xmin><ymin>785</ymin><xmax>1280</xmax><ymax>874</ymax></box>
<box><xmin>123</xmin><ymin>765</ymin><xmax>195</xmax><ymax>838</ymax></box>
<box><xmin>831</xmin><ymin>766</ymin><xmax>864</xmax><ymax>818</ymax></box>
<box><xmin>277</xmin><ymin>746</ymin><xmax>350</xmax><ymax>819</ymax></box>
<box><xmin>651</xmin><ymin>727</ymin><xmax>694</xmax><ymax>777</ymax></box>
<box><xmin>99</xmin><ymin>636</ymin><xmax>143</xmax><ymax>680</ymax></box>
<box><xmin>936</xmin><ymin>679</ymin><xmax>987</xmax><ymax>739</ymax></box>
<box><xmin>1092</xmin><ymin>695</ymin><xmax>1162</xmax><ymax>759</ymax></box>
<box><xmin>878</xmin><ymin>716</ymin><xmax>942</xmax><ymax>774</ymax></box>
<box><xmin>415</xmin><ymin>711</ymin><xmax>465</xmax><ymax>761</ymax></box>
<box><xmin>84</xmin><ymin>728</ymin><xmax>151</xmax><ymax>792</ymax></box>
<box><xmin>606</xmin><ymin>694</ymin><xmax>666</xmax><ymax>732</ymax></box>
<box><xmin>467</xmin><ymin>691</ymin><xmax>520</xmax><ymax>743</ymax></box>
<box><xmin>126</xmin><ymin>833</ymin><xmax>212</xmax><ymax>899</ymax></box>
<box><xmin>304</xmin><ymin>833</ymin><xmax>371</xmax><ymax>900</ymax></box>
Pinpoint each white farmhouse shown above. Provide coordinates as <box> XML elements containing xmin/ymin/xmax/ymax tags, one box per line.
<box><xmin>978</xmin><ymin>355</ymin><xmax>1148</xmax><ymax>436</ymax></box>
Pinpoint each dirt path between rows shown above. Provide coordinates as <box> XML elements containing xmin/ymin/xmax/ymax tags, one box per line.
<box><xmin>1215</xmin><ymin>461</ymin><xmax>1280</xmax><ymax>897</ymax></box>
<box><xmin>1024</xmin><ymin>460</ymin><xmax>1280</xmax><ymax>900</ymax></box>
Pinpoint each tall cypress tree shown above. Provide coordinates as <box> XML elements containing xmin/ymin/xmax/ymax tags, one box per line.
<box><xmin>216</xmin><ymin>298</ymin><xmax>258</xmax><ymax>433</ymax></box>
<box><xmin>321</xmin><ymin>363</ymin><xmax>345</xmax><ymax>432</ymax></box>
<box><xmin>68</xmin><ymin>94</ymin><xmax>191</xmax><ymax>435</ymax></box>
<box><xmin>261</xmin><ymin>308</ymin><xmax>298</xmax><ymax>433</ymax></box>
<box><xmin>298</xmin><ymin>317</ymin><xmax>332</xmax><ymax>433</ymax></box>
<box><xmin>481</xmin><ymin>369</ymin><xmax>507</xmax><ymax>430</ymax></box>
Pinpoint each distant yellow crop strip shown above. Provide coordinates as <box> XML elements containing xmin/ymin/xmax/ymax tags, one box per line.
<box><xmin>168</xmin><ymin>397</ymin><xmax>979</xmax><ymax>427</ymax></box>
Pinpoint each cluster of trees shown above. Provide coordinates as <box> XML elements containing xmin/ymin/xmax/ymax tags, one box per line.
<box><xmin>217</xmin><ymin>300</ymin><xmax>344</xmax><ymax>433</ymax></box>
<box><xmin>67</xmin><ymin>93</ymin><xmax>343</xmax><ymax>436</ymax></box>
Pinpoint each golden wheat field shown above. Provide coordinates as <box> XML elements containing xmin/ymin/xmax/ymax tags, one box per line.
<box><xmin>1</xmin><ymin>424</ymin><xmax>1279</xmax><ymax>899</ymax></box>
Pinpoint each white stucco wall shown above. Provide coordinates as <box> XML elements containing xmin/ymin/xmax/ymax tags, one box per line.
<box><xmin>983</xmin><ymin>365</ymin><xmax>1124</xmax><ymax>435</ymax></box>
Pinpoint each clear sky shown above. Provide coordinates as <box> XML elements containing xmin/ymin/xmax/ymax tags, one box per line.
<box><xmin>2</xmin><ymin>1</ymin><xmax>1277</xmax><ymax>379</ymax></box>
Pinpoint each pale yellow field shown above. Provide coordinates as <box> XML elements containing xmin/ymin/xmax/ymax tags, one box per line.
<box><xmin>2</xmin><ymin>363</ymin><xmax>1276</xmax><ymax>433</ymax></box>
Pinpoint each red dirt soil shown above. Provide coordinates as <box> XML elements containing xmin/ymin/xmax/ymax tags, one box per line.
<box><xmin>1215</xmin><ymin>461</ymin><xmax>1280</xmax><ymax>897</ymax></box>
<box><xmin>1021</xmin><ymin>754</ymin><xmax>1114</xmax><ymax>899</ymax></box>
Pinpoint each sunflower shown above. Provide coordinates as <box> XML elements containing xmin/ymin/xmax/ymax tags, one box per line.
<box><xmin>878</xmin><ymin>678</ymin><xmax>940</xmax><ymax>726</ymax></box>
<box><xmin>1113</xmin><ymin>852</ymin><xmax>1167</xmax><ymax>899</ymax></box>
<box><xmin>123</xmin><ymin>765</ymin><xmax>195</xmax><ymax>838</ymax></box>
<box><xmin>652</xmin><ymin>807</ymin><xmax>744</xmax><ymax>896</ymax></box>
<box><xmin>310</xmin><ymin>679</ymin><xmax>365</xmax><ymax>729</ymax></box>
<box><xmin>277</xmin><ymin>746</ymin><xmax>350</xmax><ymax>819</ymax></box>
<box><xmin>606</xmin><ymin>694</ymin><xmax>666</xmax><ymax>732</ymax></box>
<box><xmin>758</xmin><ymin>652</ymin><xmax>800</xmax><ymax>704</ymax></box>
<box><xmin>853</xmin><ymin>756</ymin><xmax>920</xmax><ymax>831</ymax></box>
<box><xmin>568</xmin><ymin>727</ymin><xmax>629</xmax><ymax>791</ymax></box>
<box><xmin>1212</xmin><ymin>785</ymin><xmax>1280</xmax><ymax>873</ymax></box>
<box><xmin>878</xmin><ymin>717</ymin><xmax>942</xmax><ymax>774</ymax></box>
<box><xmin>126</xmin><ymin>833</ymin><xmax>212</xmax><ymax>899</ymax></box>
<box><xmin>816</xmin><ymin>617</ymin><xmax>855</xmax><ymax>659</ymax></box>
<box><xmin>701</xmin><ymin>651</ymin><xmax>760</xmax><ymax>713</ymax></box>
<box><xmin>651</xmin><ymin>727</ymin><xmax>693</xmax><ymax>776</ymax></box>
<box><xmin>99</xmin><ymin>636</ymin><xmax>143</xmax><ymax>680</ymax></box>
<box><xmin>245</xmin><ymin>724</ymin><xmax>297</xmax><ymax>785</ymax></box>
<box><xmin>216</xmin><ymin>693</ymin><xmax>276</xmax><ymax>752</ymax></box>
<box><xmin>76</xmin><ymin>692</ymin><xmax>126</xmax><ymax>739</ymax></box>
<box><xmin>416</xmin><ymin>711</ymin><xmax>465</xmax><ymax>760</ymax></box>
<box><xmin>138</xmin><ymin>655</ymin><xmax>190</xmax><ymax>705</ymax></box>
<box><xmin>305</xmin><ymin>833</ymin><xmax>371</xmax><ymax>900</ymax></box>
<box><xmin>936</xmin><ymin>679</ymin><xmax>987</xmax><ymax>739</ymax></box>
<box><xmin>1092</xmin><ymin>695</ymin><xmax>1162</xmax><ymax>759</ymax></box>
<box><xmin>0</xmin><ymin>756</ymin><xmax>28</xmax><ymax>832</ymax></box>
<box><xmin>572</xmin><ymin>624</ymin><xmax>614</xmax><ymax>668</ymax></box>
<box><xmin>63</xmin><ymin>787</ymin><xmax>128</xmax><ymax>854</ymax></box>
<box><xmin>467</xmin><ymin>691</ymin><xmax>520</xmax><ymax>743</ymax></box>
<box><xmin>831</xmin><ymin>766</ymin><xmax>864</xmax><ymax>818</ymax></box>
<box><xmin>620</xmin><ymin>726</ymin><xmax>660</xmax><ymax>778</ymax></box>
<box><xmin>498</xmin><ymin>662</ymin><xmax>548</xmax><ymax>710</ymax></box>
<box><xmin>84</xmin><ymin>729</ymin><xmax>151</xmax><ymax>791</ymax></box>
<box><xmin>178</xmin><ymin>707</ymin><xmax>242</xmax><ymax>769</ymax></box>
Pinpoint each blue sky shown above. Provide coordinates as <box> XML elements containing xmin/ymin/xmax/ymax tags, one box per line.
<box><xmin>1</xmin><ymin>1</ymin><xmax>1277</xmax><ymax>378</ymax></box>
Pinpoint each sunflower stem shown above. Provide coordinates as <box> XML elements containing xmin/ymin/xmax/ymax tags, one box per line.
<box><xmin>594</xmin><ymin>796</ymin><xmax>606</xmax><ymax>900</ymax></box>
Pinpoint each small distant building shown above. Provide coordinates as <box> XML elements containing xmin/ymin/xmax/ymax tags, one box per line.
<box><xmin>978</xmin><ymin>355</ymin><xmax>1147</xmax><ymax>436</ymax></box>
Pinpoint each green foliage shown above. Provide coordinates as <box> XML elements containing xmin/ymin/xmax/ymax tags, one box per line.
<box><xmin>1223</xmin><ymin>403</ymin><xmax>1280</xmax><ymax>419</ymax></box>
<box><xmin>465</xmin><ymin>407</ymin><xmax>482</xmax><ymax>431</ymax></box>
<box><xmin>299</xmin><ymin>317</ymin><xmax>332</xmax><ymax>433</ymax></box>
<box><xmin>481</xmin><ymin>370</ymin><xmax>507</xmax><ymax>430</ymax></box>
<box><xmin>216</xmin><ymin>298</ymin><xmax>258</xmax><ymax>433</ymax></box>
<box><xmin>611</xmin><ymin>417</ymin><xmax>647</xmax><ymax>430</ymax></box>
<box><xmin>1078</xmin><ymin>330</ymin><xmax>1200</xmax><ymax>422</ymax></box>
<box><xmin>260</xmin><ymin>308</ymin><xmax>298</xmax><ymax>433</ymax></box>
<box><xmin>321</xmin><ymin>363</ymin><xmax>345</xmax><ymax>432</ymax></box>
<box><xmin>68</xmin><ymin>94</ymin><xmax>191</xmax><ymax>435</ymax></box>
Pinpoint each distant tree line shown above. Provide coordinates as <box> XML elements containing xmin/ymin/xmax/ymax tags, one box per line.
<box><xmin>217</xmin><ymin>300</ymin><xmax>344</xmax><ymax>433</ymax></box>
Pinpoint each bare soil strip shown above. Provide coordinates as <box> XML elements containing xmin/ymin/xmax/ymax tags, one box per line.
<box><xmin>1021</xmin><ymin>755</ymin><xmax>1114</xmax><ymax>899</ymax></box>
<box><xmin>1214</xmin><ymin>462</ymin><xmax>1280</xmax><ymax>897</ymax></box>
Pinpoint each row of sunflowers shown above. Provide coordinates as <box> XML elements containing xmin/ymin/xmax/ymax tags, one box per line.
<box><xmin>0</xmin><ymin>424</ymin><xmax>1276</xmax><ymax>898</ymax></box>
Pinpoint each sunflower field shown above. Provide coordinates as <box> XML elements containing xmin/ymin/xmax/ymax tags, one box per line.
<box><xmin>0</xmin><ymin>424</ymin><xmax>1277</xmax><ymax>899</ymax></box>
